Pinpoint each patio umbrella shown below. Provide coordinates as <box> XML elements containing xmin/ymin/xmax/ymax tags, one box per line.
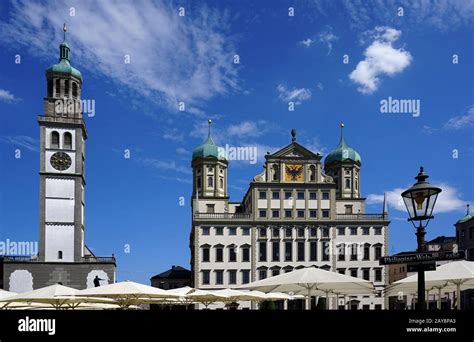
<box><xmin>0</xmin><ymin>284</ymin><xmax>111</xmax><ymax>309</ymax></box>
<box><xmin>386</xmin><ymin>260</ymin><xmax>474</xmax><ymax>309</ymax></box>
<box><xmin>184</xmin><ymin>289</ymin><xmax>230</xmax><ymax>308</ymax></box>
<box><xmin>75</xmin><ymin>280</ymin><xmax>178</xmax><ymax>308</ymax></box>
<box><xmin>239</xmin><ymin>266</ymin><xmax>375</xmax><ymax>310</ymax></box>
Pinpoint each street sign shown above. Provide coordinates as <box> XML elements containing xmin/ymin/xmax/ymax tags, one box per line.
<box><xmin>379</xmin><ymin>250</ymin><xmax>465</xmax><ymax>265</ymax></box>
<box><xmin>407</xmin><ymin>262</ymin><xmax>436</xmax><ymax>272</ymax></box>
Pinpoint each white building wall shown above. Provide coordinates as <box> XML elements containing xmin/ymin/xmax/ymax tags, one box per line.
<box><xmin>45</xmin><ymin>224</ymin><xmax>74</xmax><ymax>261</ymax></box>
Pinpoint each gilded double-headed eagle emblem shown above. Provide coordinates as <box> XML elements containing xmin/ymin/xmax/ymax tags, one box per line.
<box><xmin>285</xmin><ymin>164</ymin><xmax>304</xmax><ymax>181</ymax></box>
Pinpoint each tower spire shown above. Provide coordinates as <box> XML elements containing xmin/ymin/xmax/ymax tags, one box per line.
<box><xmin>63</xmin><ymin>22</ymin><xmax>67</xmax><ymax>42</ymax></box>
<box><xmin>467</xmin><ymin>204</ymin><xmax>470</xmax><ymax>216</ymax></box>
<box><xmin>208</xmin><ymin>119</ymin><xmax>212</xmax><ymax>139</ymax></box>
<box><xmin>339</xmin><ymin>122</ymin><xmax>345</xmax><ymax>144</ymax></box>
<box><xmin>291</xmin><ymin>128</ymin><xmax>296</xmax><ymax>142</ymax></box>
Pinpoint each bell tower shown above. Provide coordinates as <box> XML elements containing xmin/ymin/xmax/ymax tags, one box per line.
<box><xmin>38</xmin><ymin>24</ymin><xmax>86</xmax><ymax>262</ymax></box>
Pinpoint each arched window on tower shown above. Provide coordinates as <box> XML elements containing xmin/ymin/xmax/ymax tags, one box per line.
<box><xmin>197</xmin><ymin>177</ymin><xmax>202</xmax><ymax>189</ymax></box>
<box><xmin>208</xmin><ymin>176</ymin><xmax>214</xmax><ymax>188</ymax></box>
<box><xmin>47</xmin><ymin>80</ymin><xmax>53</xmax><ymax>97</ymax></box>
<box><xmin>272</xmin><ymin>164</ymin><xmax>280</xmax><ymax>181</ymax></box>
<box><xmin>309</xmin><ymin>165</ymin><xmax>316</xmax><ymax>182</ymax></box>
<box><xmin>55</xmin><ymin>79</ymin><xmax>60</xmax><ymax>97</ymax></box>
<box><xmin>345</xmin><ymin>179</ymin><xmax>351</xmax><ymax>189</ymax></box>
<box><xmin>72</xmin><ymin>82</ymin><xmax>78</xmax><ymax>98</ymax></box>
<box><xmin>220</xmin><ymin>178</ymin><xmax>224</xmax><ymax>188</ymax></box>
<box><xmin>64</xmin><ymin>132</ymin><xmax>72</xmax><ymax>149</ymax></box>
<box><xmin>64</xmin><ymin>80</ymin><xmax>70</xmax><ymax>98</ymax></box>
<box><xmin>58</xmin><ymin>251</ymin><xmax>63</xmax><ymax>260</ymax></box>
<box><xmin>51</xmin><ymin>131</ymin><xmax>60</xmax><ymax>149</ymax></box>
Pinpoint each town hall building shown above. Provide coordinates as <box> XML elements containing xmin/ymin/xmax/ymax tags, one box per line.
<box><xmin>190</xmin><ymin>121</ymin><xmax>390</xmax><ymax>309</ymax></box>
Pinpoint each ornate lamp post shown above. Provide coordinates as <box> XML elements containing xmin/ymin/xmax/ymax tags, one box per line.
<box><xmin>401</xmin><ymin>167</ymin><xmax>441</xmax><ymax>310</ymax></box>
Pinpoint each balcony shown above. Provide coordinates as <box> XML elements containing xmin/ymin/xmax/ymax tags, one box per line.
<box><xmin>336</xmin><ymin>213</ymin><xmax>388</xmax><ymax>221</ymax></box>
<box><xmin>2</xmin><ymin>256</ymin><xmax>116</xmax><ymax>264</ymax></box>
<box><xmin>193</xmin><ymin>212</ymin><xmax>251</xmax><ymax>220</ymax></box>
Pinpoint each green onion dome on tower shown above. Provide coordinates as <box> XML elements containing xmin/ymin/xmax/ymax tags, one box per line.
<box><xmin>457</xmin><ymin>204</ymin><xmax>473</xmax><ymax>224</ymax></box>
<box><xmin>324</xmin><ymin>123</ymin><xmax>361</xmax><ymax>165</ymax></box>
<box><xmin>192</xmin><ymin>119</ymin><xmax>226</xmax><ymax>160</ymax></box>
<box><xmin>45</xmin><ymin>23</ymin><xmax>82</xmax><ymax>81</ymax></box>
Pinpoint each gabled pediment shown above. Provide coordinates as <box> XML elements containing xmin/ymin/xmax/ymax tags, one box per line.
<box><xmin>266</xmin><ymin>142</ymin><xmax>322</xmax><ymax>161</ymax></box>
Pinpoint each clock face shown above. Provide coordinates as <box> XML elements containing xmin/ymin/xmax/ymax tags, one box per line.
<box><xmin>285</xmin><ymin>163</ymin><xmax>304</xmax><ymax>182</ymax></box>
<box><xmin>50</xmin><ymin>152</ymin><xmax>72</xmax><ymax>171</ymax></box>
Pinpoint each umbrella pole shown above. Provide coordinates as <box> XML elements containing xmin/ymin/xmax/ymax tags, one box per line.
<box><xmin>325</xmin><ymin>291</ymin><xmax>329</xmax><ymax>310</ymax></box>
<box><xmin>426</xmin><ymin>290</ymin><xmax>429</xmax><ymax>310</ymax></box>
<box><xmin>306</xmin><ymin>288</ymin><xmax>311</xmax><ymax>310</ymax></box>
<box><xmin>336</xmin><ymin>293</ymin><xmax>339</xmax><ymax>310</ymax></box>
<box><xmin>437</xmin><ymin>288</ymin><xmax>442</xmax><ymax>310</ymax></box>
<box><xmin>456</xmin><ymin>283</ymin><xmax>461</xmax><ymax>310</ymax></box>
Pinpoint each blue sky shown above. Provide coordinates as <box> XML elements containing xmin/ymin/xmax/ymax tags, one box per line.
<box><xmin>0</xmin><ymin>0</ymin><xmax>473</xmax><ymax>283</ymax></box>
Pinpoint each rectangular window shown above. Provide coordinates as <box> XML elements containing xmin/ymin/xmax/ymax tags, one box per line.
<box><xmin>242</xmin><ymin>227</ymin><xmax>250</xmax><ymax>236</ymax></box>
<box><xmin>285</xmin><ymin>210</ymin><xmax>292</xmax><ymax>218</ymax></box>
<box><xmin>350</xmin><ymin>269</ymin><xmax>357</xmax><ymax>278</ymax></box>
<box><xmin>229</xmin><ymin>227</ymin><xmax>237</xmax><ymax>236</ymax></box>
<box><xmin>229</xmin><ymin>247</ymin><xmax>237</xmax><ymax>262</ymax></box>
<box><xmin>310</xmin><ymin>228</ymin><xmax>317</xmax><ymax>237</ymax></box>
<box><xmin>284</xmin><ymin>191</ymin><xmax>292</xmax><ymax>200</ymax></box>
<box><xmin>202</xmin><ymin>227</ymin><xmax>210</xmax><ymax>235</ymax></box>
<box><xmin>309</xmin><ymin>210</ymin><xmax>317</xmax><ymax>218</ymax></box>
<box><xmin>259</xmin><ymin>269</ymin><xmax>267</xmax><ymax>280</ymax></box>
<box><xmin>272</xmin><ymin>242</ymin><xmax>280</xmax><ymax>261</ymax></box>
<box><xmin>338</xmin><ymin>269</ymin><xmax>345</xmax><ymax>275</ymax></box>
<box><xmin>259</xmin><ymin>242</ymin><xmax>267</xmax><ymax>262</ymax></box>
<box><xmin>272</xmin><ymin>269</ymin><xmax>280</xmax><ymax>277</ymax></box>
<box><xmin>375</xmin><ymin>227</ymin><xmax>382</xmax><ymax>235</ymax></box>
<box><xmin>337</xmin><ymin>227</ymin><xmax>345</xmax><ymax>236</ymax></box>
<box><xmin>375</xmin><ymin>269</ymin><xmax>382</xmax><ymax>282</ymax></box>
<box><xmin>285</xmin><ymin>241</ymin><xmax>292</xmax><ymax>261</ymax></box>
<box><xmin>216</xmin><ymin>227</ymin><xmax>223</xmax><ymax>235</ymax></box>
<box><xmin>259</xmin><ymin>191</ymin><xmax>267</xmax><ymax>199</ymax></box>
<box><xmin>350</xmin><ymin>227</ymin><xmax>357</xmax><ymax>235</ymax></box>
<box><xmin>322</xmin><ymin>192</ymin><xmax>329</xmax><ymax>200</ymax></box>
<box><xmin>272</xmin><ymin>191</ymin><xmax>280</xmax><ymax>200</ymax></box>
<box><xmin>297</xmin><ymin>192</ymin><xmax>305</xmax><ymax>200</ymax></box>
<box><xmin>338</xmin><ymin>245</ymin><xmax>345</xmax><ymax>261</ymax></box>
<box><xmin>309</xmin><ymin>191</ymin><xmax>317</xmax><ymax>200</ymax></box>
<box><xmin>322</xmin><ymin>210</ymin><xmax>330</xmax><ymax>218</ymax></box>
<box><xmin>363</xmin><ymin>227</ymin><xmax>370</xmax><ymax>235</ymax></box>
<box><xmin>216</xmin><ymin>270</ymin><xmax>224</xmax><ymax>285</ymax></box>
<box><xmin>298</xmin><ymin>228</ymin><xmax>305</xmax><ymax>238</ymax></box>
<box><xmin>242</xmin><ymin>247</ymin><xmax>250</xmax><ymax>262</ymax></box>
<box><xmin>322</xmin><ymin>241</ymin><xmax>329</xmax><ymax>261</ymax></box>
<box><xmin>345</xmin><ymin>205</ymin><xmax>353</xmax><ymax>214</ymax></box>
<box><xmin>351</xmin><ymin>244</ymin><xmax>358</xmax><ymax>261</ymax></box>
<box><xmin>285</xmin><ymin>228</ymin><xmax>292</xmax><ymax>238</ymax></box>
<box><xmin>363</xmin><ymin>245</ymin><xmax>370</xmax><ymax>260</ymax></box>
<box><xmin>375</xmin><ymin>304</ymin><xmax>382</xmax><ymax>310</ymax></box>
<box><xmin>202</xmin><ymin>247</ymin><xmax>210</xmax><ymax>262</ymax></box>
<box><xmin>310</xmin><ymin>241</ymin><xmax>317</xmax><ymax>261</ymax></box>
<box><xmin>272</xmin><ymin>228</ymin><xmax>280</xmax><ymax>238</ymax></box>
<box><xmin>272</xmin><ymin>210</ymin><xmax>280</xmax><ymax>218</ymax></box>
<box><xmin>322</xmin><ymin>228</ymin><xmax>329</xmax><ymax>238</ymax></box>
<box><xmin>259</xmin><ymin>228</ymin><xmax>267</xmax><ymax>237</ymax></box>
<box><xmin>206</xmin><ymin>204</ymin><xmax>215</xmax><ymax>213</ymax></box>
<box><xmin>297</xmin><ymin>242</ymin><xmax>305</xmax><ymax>261</ymax></box>
<box><xmin>297</xmin><ymin>210</ymin><xmax>305</xmax><ymax>218</ymax></box>
<box><xmin>259</xmin><ymin>210</ymin><xmax>267</xmax><ymax>218</ymax></box>
<box><xmin>229</xmin><ymin>270</ymin><xmax>237</xmax><ymax>285</ymax></box>
<box><xmin>216</xmin><ymin>247</ymin><xmax>223</xmax><ymax>262</ymax></box>
<box><xmin>363</xmin><ymin>269</ymin><xmax>370</xmax><ymax>281</ymax></box>
<box><xmin>242</xmin><ymin>270</ymin><xmax>250</xmax><ymax>284</ymax></box>
<box><xmin>202</xmin><ymin>270</ymin><xmax>210</xmax><ymax>285</ymax></box>
<box><xmin>375</xmin><ymin>246</ymin><xmax>382</xmax><ymax>260</ymax></box>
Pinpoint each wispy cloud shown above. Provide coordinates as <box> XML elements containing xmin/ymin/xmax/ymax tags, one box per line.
<box><xmin>349</xmin><ymin>27</ymin><xmax>412</xmax><ymax>94</ymax></box>
<box><xmin>444</xmin><ymin>106</ymin><xmax>474</xmax><ymax>130</ymax></box>
<box><xmin>0</xmin><ymin>1</ymin><xmax>238</xmax><ymax>111</ymax></box>
<box><xmin>163</xmin><ymin>128</ymin><xmax>185</xmax><ymax>143</ymax></box>
<box><xmin>318</xmin><ymin>25</ymin><xmax>338</xmax><ymax>55</ymax></box>
<box><xmin>277</xmin><ymin>84</ymin><xmax>312</xmax><ymax>105</ymax></box>
<box><xmin>0</xmin><ymin>135</ymin><xmax>38</xmax><ymax>152</ymax></box>
<box><xmin>227</xmin><ymin>121</ymin><xmax>267</xmax><ymax>138</ymax></box>
<box><xmin>421</xmin><ymin>125</ymin><xmax>437</xmax><ymax>135</ymax></box>
<box><xmin>0</xmin><ymin>89</ymin><xmax>18</xmax><ymax>103</ymax></box>
<box><xmin>141</xmin><ymin>158</ymin><xmax>191</xmax><ymax>175</ymax></box>
<box><xmin>299</xmin><ymin>38</ymin><xmax>315</xmax><ymax>47</ymax></box>
<box><xmin>367</xmin><ymin>183</ymin><xmax>470</xmax><ymax>214</ymax></box>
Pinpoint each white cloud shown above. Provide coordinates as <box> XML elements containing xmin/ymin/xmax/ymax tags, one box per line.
<box><xmin>0</xmin><ymin>135</ymin><xmax>38</xmax><ymax>152</ymax></box>
<box><xmin>316</xmin><ymin>82</ymin><xmax>324</xmax><ymax>91</ymax></box>
<box><xmin>0</xmin><ymin>1</ymin><xmax>238</xmax><ymax>110</ymax></box>
<box><xmin>141</xmin><ymin>158</ymin><xmax>191</xmax><ymax>175</ymax></box>
<box><xmin>300</xmin><ymin>38</ymin><xmax>315</xmax><ymax>47</ymax></box>
<box><xmin>318</xmin><ymin>26</ymin><xmax>338</xmax><ymax>55</ymax></box>
<box><xmin>444</xmin><ymin>106</ymin><xmax>474</xmax><ymax>130</ymax></box>
<box><xmin>421</xmin><ymin>125</ymin><xmax>437</xmax><ymax>135</ymax></box>
<box><xmin>367</xmin><ymin>183</ymin><xmax>469</xmax><ymax>214</ymax></box>
<box><xmin>349</xmin><ymin>27</ymin><xmax>412</xmax><ymax>94</ymax></box>
<box><xmin>176</xmin><ymin>147</ymin><xmax>189</xmax><ymax>156</ymax></box>
<box><xmin>163</xmin><ymin>128</ymin><xmax>185</xmax><ymax>143</ymax></box>
<box><xmin>227</xmin><ymin>121</ymin><xmax>266</xmax><ymax>138</ymax></box>
<box><xmin>277</xmin><ymin>84</ymin><xmax>312</xmax><ymax>105</ymax></box>
<box><xmin>0</xmin><ymin>89</ymin><xmax>17</xmax><ymax>102</ymax></box>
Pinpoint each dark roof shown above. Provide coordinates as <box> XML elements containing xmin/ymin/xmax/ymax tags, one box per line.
<box><xmin>426</xmin><ymin>236</ymin><xmax>456</xmax><ymax>245</ymax></box>
<box><xmin>150</xmin><ymin>266</ymin><xmax>191</xmax><ymax>280</ymax></box>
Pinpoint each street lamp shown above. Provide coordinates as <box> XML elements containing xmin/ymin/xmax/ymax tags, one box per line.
<box><xmin>401</xmin><ymin>167</ymin><xmax>441</xmax><ymax>310</ymax></box>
